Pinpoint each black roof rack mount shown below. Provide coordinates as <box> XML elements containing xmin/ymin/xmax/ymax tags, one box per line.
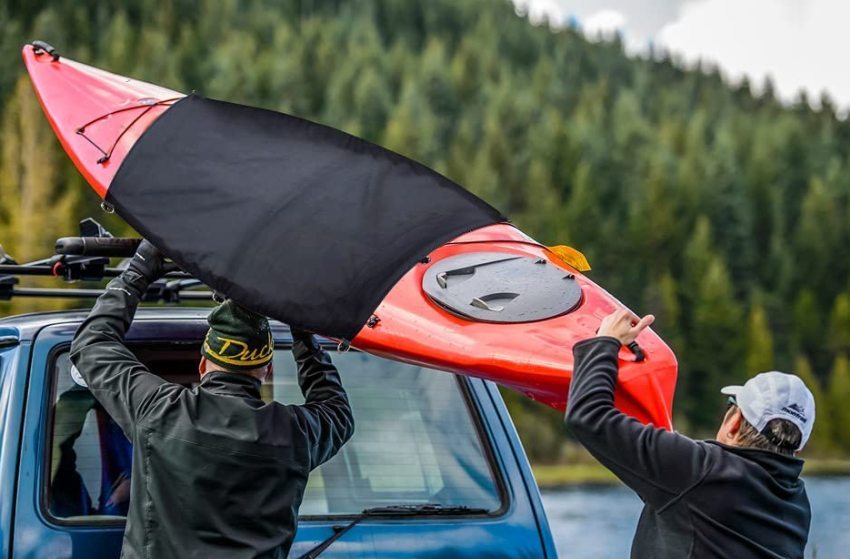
<box><xmin>0</xmin><ymin>218</ymin><xmax>213</xmax><ymax>304</ymax></box>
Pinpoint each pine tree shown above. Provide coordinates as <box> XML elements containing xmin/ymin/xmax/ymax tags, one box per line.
<box><xmin>0</xmin><ymin>77</ymin><xmax>80</xmax><ymax>314</ymax></box>
<box><xmin>792</xmin><ymin>290</ymin><xmax>823</xmax><ymax>360</ymax></box>
<box><xmin>642</xmin><ymin>272</ymin><xmax>684</xmax><ymax>355</ymax></box>
<box><xmin>513</xmin><ymin>159</ymin><xmax>562</xmax><ymax>243</ymax></box>
<box><xmin>562</xmin><ymin>162</ymin><xmax>602</xmax><ymax>258</ymax></box>
<box><xmin>745</xmin><ymin>304</ymin><xmax>774</xmax><ymax>375</ymax></box>
<box><xmin>683</xmin><ymin>256</ymin><xmax>744</xmax><ymax>430</ymax></box>
<box><xmin>793</xmin><ymin>177</ymin><xmax>840</xmax><ymax>296</ymax></box>
<box><xmin>793</xmin><ymin>354</ymin><xmax>833</xmax><ymax>455</ymax></box>
<box><xmin>827</xmin><ymin>355</ymin><xmax>850</xmax><ymax>452</ymax></box>
<box><xmin>382</xmin><ymin>82</ymin><xmax>438</xmax><ymax>164</ymax></box>
<box><xmin>828</xmin><ymin>293</ymin><xmax>850</xmax><ymax>357</ymax></box>
<box><xmin>679</xmin><ymin>215</ymin><xmax>715</xmax><ymax>329</ymax></box>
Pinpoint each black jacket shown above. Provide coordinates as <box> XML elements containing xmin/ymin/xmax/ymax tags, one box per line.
<box><xmin>566</xmin><ymin>337</ymin><xmax>811</xmax><ymax>559</ymax></box>
<box><xmin>70</xmin><ymin>271</ymin><xmax>355</xmax><ymax>559</ymax></box>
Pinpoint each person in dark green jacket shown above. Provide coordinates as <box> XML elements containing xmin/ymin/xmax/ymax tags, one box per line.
<box><xmin>70</xmin><ymin>241</ymin><xmax>355</xmax><ymax>559</ymax></box>
<box><xmin>566</xmin><ymin>310</ymin><xmax>813</xmax><ymax>559</ymax></box>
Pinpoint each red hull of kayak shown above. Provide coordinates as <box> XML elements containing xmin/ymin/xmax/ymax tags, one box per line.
<box><xmin>22</xmin><ymin>45</ymin><xmax>183</xmax><ymax>198</ymax></box>
<box><xmin>23</xmin><ymin>45</ymin><xmax>678</xmax><ymax>428</ymax></box>
<box><xmin>352</xmin><ymin>224</ymin><xmax>678</xmax><ymax>424</ymax></box>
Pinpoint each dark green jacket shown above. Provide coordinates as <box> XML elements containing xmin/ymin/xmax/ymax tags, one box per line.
<box><xmin>70</xmin><ymin>271</ymin><xmax>355</xmax><ymax>559</ymax></box>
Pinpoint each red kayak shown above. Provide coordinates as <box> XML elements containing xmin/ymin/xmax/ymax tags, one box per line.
<box><xmin>23</xmin><ymin>42</ymin><xmax>678</xmax><ymax>427</ymax></box>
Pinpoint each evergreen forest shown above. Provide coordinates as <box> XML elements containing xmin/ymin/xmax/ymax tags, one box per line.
<box><xmin>1</xmin><ymin>0</ymin><xmax>849</xmax><ymax>462</ymax></box>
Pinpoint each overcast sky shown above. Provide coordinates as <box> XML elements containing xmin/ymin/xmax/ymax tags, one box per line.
<box><xmin>512</xmin><ymin>0</ymin><xmax>850</xmax><ymax>111</ymax></box>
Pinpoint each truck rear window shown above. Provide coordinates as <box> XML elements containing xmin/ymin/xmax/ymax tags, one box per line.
<box><xmin>46</xmin><ymin>347</ymin><xmax>504</xmax><ymax>522</ymax></box>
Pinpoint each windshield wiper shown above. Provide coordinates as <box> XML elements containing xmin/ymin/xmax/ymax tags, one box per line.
<box><xmin>297</xmin><ymin>504</ymin><xmax>489</xmax><ymax>558</ymax></box>
<box><xmin>360</xmin><ymin>504</ymin><xmax>489</xmax><ymax>516</ymax></box>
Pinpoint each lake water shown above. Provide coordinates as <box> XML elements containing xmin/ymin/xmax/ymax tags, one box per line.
<box><xmin>542</xmin><ymin>477</ymin><xmax>850</xmax><ymax>558</ymax></box>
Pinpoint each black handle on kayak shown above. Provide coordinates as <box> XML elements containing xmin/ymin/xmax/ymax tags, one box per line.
<box><xmin>627</xmin><ymin>341</ymin><xmax>646</xmax><ymax>362</ymax></box>
<box><xmin>31</xmin><ymin>40</ymin><xmax>60</xmax><ymax>61</ymax></box>
<box><xmin>55</xmin><ymin>237</ymin><xmax>141</xmax><ymax>257</ymax></box>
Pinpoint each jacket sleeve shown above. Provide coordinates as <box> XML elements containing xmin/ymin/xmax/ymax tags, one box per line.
<box><xmin>565</xmin><ymin>337</ymin><xmax>709</xmax><ymax>509</ymax></box>
<box><xmin>290</xmin><ymin>332</ymin><xmax>355</xmax><ymax>470</ymax></box>
<box><xmin>69</xmin><ymin>272</ymin><xmax>169</xmax><ymax>438</ymax></box>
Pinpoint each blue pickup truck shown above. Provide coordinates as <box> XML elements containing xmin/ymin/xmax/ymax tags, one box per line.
<box><xmin>0</xmin><ymin>306</ymin><xmax>557</xmax><ymax>558</ymax></box>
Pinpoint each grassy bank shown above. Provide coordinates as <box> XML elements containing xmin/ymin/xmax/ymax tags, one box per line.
<box><xmin>533</xmin><ymin>459</ymin><xmax>850</xmax><ymax>490</ymax></box>
<box><xmin>532</xmin><ymin>463</ymin><xmax>619</xmax><ymax>488</ymax></box>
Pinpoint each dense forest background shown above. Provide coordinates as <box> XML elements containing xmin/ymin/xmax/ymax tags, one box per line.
<box><xmin>1</xmin><ymin>0</ymin><xmax>849</xmax><ymax>461</ymax></box>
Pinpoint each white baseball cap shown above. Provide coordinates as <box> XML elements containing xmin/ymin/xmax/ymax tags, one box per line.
<box><xmin>721</xmin><ymin>371</ymin><xmax>815</xmax><ymax>451</ymax></box>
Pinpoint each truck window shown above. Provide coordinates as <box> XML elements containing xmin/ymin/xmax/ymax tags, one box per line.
<box><xmin>45</xmin><ymin>347</ymin><xmax>503</xmax><ymax>522</ymax></box>
<box><xmin>48</xmin><ymin>352</ymin><xmax>133</xmax><ymax>520</ymax></box>
<box><xmin>272</xmin><ymin>350</ymin><xmax>504</xmax><ymax>515</ymax></box>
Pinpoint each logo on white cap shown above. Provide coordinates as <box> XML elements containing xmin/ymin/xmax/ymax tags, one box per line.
<box><xmin>721</xmin><ymin>371</ymin><xmax>815</xmax><ymax>451</ymax></box>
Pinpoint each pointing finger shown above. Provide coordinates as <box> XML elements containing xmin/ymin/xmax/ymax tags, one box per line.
<box><xmin>633</xmin><ymin>314</ymin><xmax>655</xmax><ymax>333</ymax></box>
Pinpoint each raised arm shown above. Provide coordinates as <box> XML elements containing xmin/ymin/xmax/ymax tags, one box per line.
<box><xmin>290</xmin><ymin>330</ymin><xmax>355</xmax><ymax>470</ymax></box>
<box><xmin>69</xmin><ymin>241</ymin><xmax>172</xmax><ymax>437</ymax></box>
<box><xmin>565</xmin><ymin>311</ymin><xmax>708</xmax><ymax>508</ymax></box>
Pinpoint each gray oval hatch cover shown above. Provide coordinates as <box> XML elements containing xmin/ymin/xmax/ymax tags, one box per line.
<box><xmin>423</xmin><ymin>251</ymin><xmax>582</xmax><ymax>323</ymax></box>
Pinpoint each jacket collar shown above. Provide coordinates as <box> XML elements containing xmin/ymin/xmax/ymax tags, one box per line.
<box><xmin>199</xmin><ymin>371</ymin><xmax>263</xmax><ymax>399</ymax></box>
<box><xmin>708</xmin><ymin>441</ymin><xmax>804</xmax><ymax>482</ymax></box>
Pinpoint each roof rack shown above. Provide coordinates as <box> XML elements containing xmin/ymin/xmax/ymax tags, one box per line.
<box><xmin>0</xmin><ymin>218</ymin><xmax>213</xmax><ymax>303</ymax></box>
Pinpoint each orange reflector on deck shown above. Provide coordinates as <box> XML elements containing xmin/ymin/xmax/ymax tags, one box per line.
<box><xmin>547</xmin><ymin>245</ymin><xmax>591</xmax><ymax>272</ymax></box>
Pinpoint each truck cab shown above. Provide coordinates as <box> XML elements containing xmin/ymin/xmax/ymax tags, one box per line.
<box><xmin>0</xmin><ymin>308</ymin><xmax>556</xmax><ymax>558</ymax></box>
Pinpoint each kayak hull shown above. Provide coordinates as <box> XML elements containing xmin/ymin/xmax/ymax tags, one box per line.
<box><xmin>352</xmin><ymin>223</ymin><xmax>678</xmax><ymax>426</ymax></box>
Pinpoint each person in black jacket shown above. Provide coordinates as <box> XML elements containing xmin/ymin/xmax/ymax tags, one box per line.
<box><xmin>70</xmin><ymin>240</ymin><xmax>355</xmax><ymax>559</ymax></box>
<box><xmin>566</xmin><ymin>309</ymin><xmax>814</xmax><ymax>559</ymax></box>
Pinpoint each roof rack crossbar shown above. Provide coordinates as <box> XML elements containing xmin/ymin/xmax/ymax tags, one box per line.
<box><xmin>0</xmin><ymin>264</ymin><xmax>191</xmax><ymax>279</ymax></box>
<box><xmin>2</xmin><ymin>287</ymin><xmax>213</xmax><ymax>302</ymax></box>
<box><xmin>0</xmin><ymin>217</ymin><xmax>206</xmax><ymax>303</ymax></box>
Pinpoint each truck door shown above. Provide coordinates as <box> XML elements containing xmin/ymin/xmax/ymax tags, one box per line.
<box><xmin>13</xmin><ymin>323</ymin><xmax>125</xmax><ymax>559</ymax></box>
<box><xmin>13</xmin><ymin>316</ymin><xmax>223</xmax><ymax>559</ymax></box>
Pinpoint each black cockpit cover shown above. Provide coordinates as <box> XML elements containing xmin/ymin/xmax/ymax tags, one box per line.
<box><xmin>108</xmin><ymin>95</ymin><xmax>506</xmax><ymax>339</ymax></box>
